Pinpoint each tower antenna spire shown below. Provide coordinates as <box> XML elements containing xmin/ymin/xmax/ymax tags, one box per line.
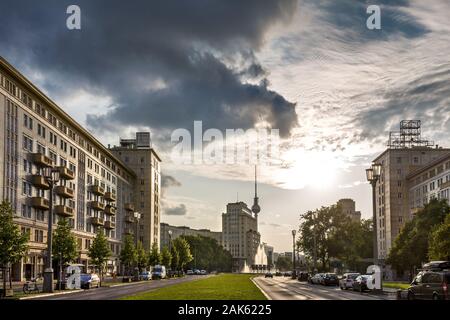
<box><xmin>251</xmin><ymin>165</ymin><xmax>261</xmax><ymax>217</ymax></box>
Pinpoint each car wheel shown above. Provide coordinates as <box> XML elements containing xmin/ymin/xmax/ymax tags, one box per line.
<box><xmin>432</xmin><ymin>294</ymin><xmax>439</xmax><ymax>301</ymax></box>
<box><xmin>88</xmin><ymin>283</ymin><xmax>91</xmax><ymax>290</ymax></box>
<box><xmin>407</xmin><ymin>292</ymin><xmax>414</xmax><ymax>300</ymax></box>
<box><xmin>359</xmin><ymin>286</ymin><xmax>363</xmax><ymax>293</ymax></box>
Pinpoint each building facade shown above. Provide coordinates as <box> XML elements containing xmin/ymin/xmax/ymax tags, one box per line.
<box><xmin>222</xmin><ymin>202</ymin><xmax>263</xmax><ymax>272</ymax></box>
<box><xmin>159</xmin><ymin>222</ymin><xmax>222</xmax><ymax>249</ymax></box>
<box><xmin>0</xmin><ymin>57</ymin><xmax>159</xmax><ymax>281</ymax></box>
<box><xmin>337</xmin><ymin>198</ymin><xmax>361</xmax><ymax>221</ymax></box>
<box><xmin>110</xmin><ymin>133</ymin><xmax>161</xmax><ymax>251</ymax></box>
<box><xmin>407</xmin><ymin>153</ymin><xmax>450</xmax><ymax>215</ymax></box>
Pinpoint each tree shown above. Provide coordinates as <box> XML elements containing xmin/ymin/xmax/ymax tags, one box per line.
<box><xmin>428</xmin><ymin>213</ymin><xmax>450</xmax><ymax>261</ymax></box>
<box><xmin>88</xmin><ymin>228</ymin><xmax>112</xmax><ymax>285</ymax></box>
<box><xmin>275</xmin><ymin>256</ymin><xmax>292</xmax><ymax>271</ymax></box>
<box><xmin>148</xmin><ymin>242</ymin><xmax>161</xmax><ymax>267</ymax></box>
<box><xmin>173</xmin><ymin>237</ymin><xmax>193</xmax><ymax>272</ymax></box>
<box><xmin>183</xmin><ymin>235</ymin><xmax>232</xmax><ymax>272</ymax></box>
<box><xmin>170</xmin><ymin>243</ymin><xmax>179</xmax><ymax>272</ymax></box>
<box><xmin>135</xmin><ymin>241</ymin><xmax>148</xmax><ymax>271</ymax></box>
<box><xmin>387</xmin><ymin>199</ymin><xmax>449</xmax><ymax>277</ymax></box>
<box><xmin>160</xmin><ymin>246</ymin><xmax>172</xmax><ymax>268</ymax></box>
<box><xmin>119</xmin><ymin>235</ymin><xmax>137</xmax><ymax>276</ymax></box>
<box><xmin>0</xmin><ymin>201</ymin><xmax>29</xmax><ymax>297</ymax></box>
<box><xmin>53</xmin><ymin>217</ymin><xmax>79</xmax><ymax>287</ymax></box>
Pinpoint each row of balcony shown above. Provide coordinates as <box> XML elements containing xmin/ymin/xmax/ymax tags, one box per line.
<box><xmin>89</xmin><ymin>186</ymin><xmax>116</xmax><ymax>202</ymax></box>
<box><xmin>90</xmin><ymin>217</ymin><xmax>115</xmax><ymax>229</ymax></box>
<box><xmin>28</xmin><ymin>197</ymin><xmax>74</xmax><ymax>218</ymax></box>
<box><xmin>29</xmin><ymin>154</ymin><xmax>76</xmax><ymax>180</ymax></box>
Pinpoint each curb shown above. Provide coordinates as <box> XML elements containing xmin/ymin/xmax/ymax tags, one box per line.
<box><xmin>251</xmin><ymin>277</ymin><xmax>272</xmax><ymax>300</ymax></box>
<box><xmin>20</xmin><ymin>289</ymin><xmax>83</xmax><ymax>300</ymax></box>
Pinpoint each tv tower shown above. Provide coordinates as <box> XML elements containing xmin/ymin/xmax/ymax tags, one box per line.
<box><xmin>251</xmin><ymin>165</ymin><xmax>261</xmax><ymax>218</ymax></box>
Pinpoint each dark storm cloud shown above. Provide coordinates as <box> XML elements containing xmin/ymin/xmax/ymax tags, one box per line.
<box><xmin>0</xmin><ymin>0</ymin><xmax>298</xmax><ymax>137</ymax></box>
<box><xmin>164</xmin><ymin>204</ymin><xmax>187</xmax><ymax>216</ymax></box>
<box><xmin>161</xmin><ymin>174</ymin><xmax>182</xmax><ymax>189</ymax></box>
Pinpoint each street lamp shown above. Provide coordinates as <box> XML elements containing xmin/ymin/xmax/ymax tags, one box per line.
<box><xmin>42</xmin><ymin>166</ymin><xmax>60</xmax><ymax>293</ymax></box>
<box><xmin>291</xmin><ymin>230</ymin><xmax>296</xmax><ymax>279</ymax></box>
<box><xmin>366</xmin><ymin>163</ymin><xmax>381</xmax><ymax>266</ymax></box>
<box><xmin>134</xmin><ymin>212</ymin><xmax>141</xmax><ymax>245</ymax></box>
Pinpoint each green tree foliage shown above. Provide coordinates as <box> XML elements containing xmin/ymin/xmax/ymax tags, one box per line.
<box><xmin>0</xmin><ymin>201</ymin><xmax>29</xmax><ymax>296</ymax></box>
<box><xmin>183</xmin><ymin>235</ymin><xmax>232</xmax><ymax>272</ymax></box>
<box><xmin>173</xmin><ymin>237</ymin><xmax>193</xmax><ymax>271</ymax></box>
<box><xmin>135</xmin><ymin>241</ymin><xmax>148</xmax><ymax>271</ymax></box>
<box><xmin>387</xmin><ymin>199</ymin><xmax>449</xmax><ymax>276</ymax></box>
<box><xmin>170</xmin><ymin>243</ymin><xmax>179</xmax><ymax>271</ymax></box>
<box><xmin>275</xmin><ymin>256</ymin><xmax>292</xmax><ymax>271</ymax></box>
<box><xmin>88</xmin><ymin>228</ymin><xmax>112</xmax><ymax>283</ymax></box>
<box><xmin>297</xmin><ymin>204</ymin><xmax>373</xmax><ymax>272</ymax></box>
<box><xmin>161</xmin><ymin>246</ymin><xmax>172</xmax><ymax>268</ymax></box>
<box><xmin>428</xmin><ymin>211</ymin><xmax>450</xmax><ymax>261</ymax></box>
<box><xmin>53</xmin><ymin>218</ymin><xmax>79</xmax><ymax>285</ymax></box>
<box><xmin>148</xmin><ymin>242</ymin><xmax>161</xmax><ymax>267</ymax></box>
<box><xmin>120</xmin><ymin>235</ymin><xmax>137</xmax><ymax>275</ymax></box>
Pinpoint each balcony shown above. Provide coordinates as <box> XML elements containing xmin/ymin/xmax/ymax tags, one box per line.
<box><xmin>104</xmin><ymin>220</ymin><xmax>116</xmax><ymax>229</ymax></box>
<box><xmin>123</xmin><ymin>228</ymin><xmax>133</xmax><ymax>235</ymax></box>
<box><xmin>104</xmin><ymin>205</ymin><xmax>116</xmax><ymax>215</ymax></box>
<box><xmin>90</xmin><ymin>185</ymin><xmax>105</xmax><ymax>196</ymax></box>
<box><xmin>29</xmin><ymin>197</ymin><xmax>49</xmax><ymax>210</ymax></box>
<box><xmin>124</xmin><ymin>215</ymin><xmax>135</xmax><ymax>223</ymax></box>
<box><xmin>29</xmin><ymin>153</ymin><xmax>53</xmax><ymax>167</ymax></box>
<box><xmin>124</xmin><ymin>203</ymin><xmax>135</xmax><ymax>212</ymax></box>
<box><xmin>56</xmin><ymin>166</ymin><xmax>75</xmax><ymax>180</ymax></box>
<box><xmin>104</xmin><ymin>192</ymin><xmax>116</xmax><ymax>202</ymax></box>
<box><xmin>28</xmin><ymin>175</ymin><xmax>50</xmax><ymax>189</ymax></box>
<box><xmin>90</xmin><ymin>201</ymin><xmax>105</xmax><ymax>211</ymax></box>
<box><xmin>440</xmin><ymin>180</ymin><xmax>450</xmax><ymax>190</ymax></box>
<box><xmin>54</xmin><ymin>205</ymin><xmax>74</xmax><ymax>217</ymax></box>
<box><xmin>54</xmin><ymin>185</ymin><xmax>74</xmax><ymax>198</ymax></box>
<box><xmin>91</xmin><ymin>217</ymin><xmax>104</xmax><ymax>226</ymax></box>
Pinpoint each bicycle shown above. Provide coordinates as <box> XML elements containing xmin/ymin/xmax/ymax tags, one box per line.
<box><xmin>23</xmin><ymin>275</ymin><xmax>41</xmax><ymax>294</ymax></box>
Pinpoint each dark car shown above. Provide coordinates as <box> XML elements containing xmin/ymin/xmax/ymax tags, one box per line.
<box><xmin>283</xmin><ymin>271</ymin><xmax>292</xmax><ymax>277</ymax></box>
<box><xmin>275</xmin><ymin>272</ymin><xmax>282</xmax><ymax>276</ymax></box>
<box><xmin>408</xmin><ymin>270</ymin><xmax>450</xmax><ymax>300</ymax></box>
<box><xmin>297</xmin><ymin>272</ymin><xmax>309</xmax><ymax>282</ymax></box>
<box><xmin>323</xmin><ymin>273</ymin><xmax>339</xmax><ymax>286</ymax></box>
<box><xmin>352</xmin><ymin>275</ymin><xmax>371</xmax><ymax>292</ymax></box>
<box><xmin>265</xmin><ymin>272</ymin><xmax>273</xmax><ymax>278</ymax></box>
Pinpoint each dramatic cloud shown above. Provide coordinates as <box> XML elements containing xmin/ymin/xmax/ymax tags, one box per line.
<box><xmin>161</xmin><ymin>174</ymin><xmax>182</xmax><ymax>189</ymax></box>
<box><xmin>164</xmin><ymin>204</ymin><xmax>187</xmax><ymax>216</ymax></box>
<box><xmin>0</xmin><ymin>0</ymin><xmax>298</xmax><ymax>137</ymax></box>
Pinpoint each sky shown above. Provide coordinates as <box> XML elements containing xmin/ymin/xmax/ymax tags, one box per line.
<box><xmin>1</xmin><ymin>0</ymin><xmax>449</xmax><ymax>252</ymax></box>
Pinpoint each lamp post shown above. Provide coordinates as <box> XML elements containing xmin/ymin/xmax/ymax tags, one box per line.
<box><xmin>134</xmin><ymin>212</ymin><xmax>141</xmax><ymax>246</ymax></box>
<box><xmin>42</xmin><ymin>167</ymin><xmax>60</xmax><ymax>293</ymax></box>
<box><xmin>292</xmin><ymin>230</ymin><xmax>297</xmax><ymax>279</ymax></box>
<box><xmin>366</xmin><ymin>163</ymin><xmax>381</xmax><ymax>266</ymax></box>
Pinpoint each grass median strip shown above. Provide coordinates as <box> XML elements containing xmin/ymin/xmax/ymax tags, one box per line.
<box><xmin>120</xmin><ymin>274</ymin><xmax>267</xmax><ymax>300</ymax></box>
<box><xmin>383</xmin><ymin>282</ymin><xmax>410</xmax><ymax>290</ymax></box>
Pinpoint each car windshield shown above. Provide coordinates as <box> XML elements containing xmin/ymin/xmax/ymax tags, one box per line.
<box><xmin>80</xmin><ymin>274</ymin><xmax>91</xmax><ymax>281</ymax></box>
<box><xmin>153</xmin><ymin>267</ymin><xmax>163</xmax><ymax>272</ymax></box>
<box><xmin>348</xmin><ymin>274</ymin><xmax>359</xmax><ymax>279</ymax></box>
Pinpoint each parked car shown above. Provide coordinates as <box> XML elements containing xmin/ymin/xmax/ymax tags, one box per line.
<box><xmin>283</xmin><ymin>271</ymin><xmax>292</xmax><ymax>277</ymax></box>
<box><xmin>193</xmin><ymin>269</ymin><xmax>201</xmax><ymax>275</ymax></box>
<box><xmin>322</xmin><ymin>273</ymin><xmax>339</xmax><ymax>286</ymax></box>
<box><xmin>151</xmin><ymin>265</ymin><xmax>167</xmax><ymax>279</ymax></box>
<box><xmin>265</xmin><ymin>272</ymin><xmax>273</xmax><ymax>278</ymax></box>
<box><xmin>352</xmin><ymin>275</ymin><xmax>371</xmax><ymax>292</ymax></box>
<box><xmin>407</xmin><ymin>268</ymin><xmax>450</xmax><ymax>300</ymax></box>
<box><xmin>186</xmin><ymin>270</ymin><xmax>194</xmax><ymax>275</ymax></box>
<box><xmin>140</xmin><ymin>271</ymin><xmax>151</xmax><ymax>281</ymax></box>
<box><xmin>80</xmin><ymin>273</ymin><xmax>100</xmax><ymax>289</ymax></box>
<box><xmin>275</xmin><ymin>272</ymin><xmax>282</xmax><ymax>277</ymax></box>
<box><xmin>339</xmin><ymin>273</ymin><xmax>360</xmax><ymax>290</ymax></box>
<box><xmin>309</xmin><ymin>273</ymin><xmax>324</xmax><ymax>284</ymax></box>
<box><xmin>297</xmin><ymin>272</ymin><xmax>309</xmax><ymax>282</ymax></box>
<box><xmin>200</xmin><ymin>270</ymin><xmax>207</xmax><ymax>275</ymax></box>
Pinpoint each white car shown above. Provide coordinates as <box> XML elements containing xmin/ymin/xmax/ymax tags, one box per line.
<box><xmin>339</xmin><ymin>273</ymin><xmax>360</xmax><ymax>290</ymax></box>
<box><xmin>151</xmin><ymin>265</ymin><xmax>167</xmax><ymax>279</ymax></box>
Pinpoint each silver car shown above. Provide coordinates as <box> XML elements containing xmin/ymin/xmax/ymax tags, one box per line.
<box><xmin>339</xmin><ymin>273</ymin><xmax>360</xmax><ymax>290</ymax></box>
<box><xmin>80</xmin><ymin>273</ymin><xmax>100</xmax><ymax>289</ymax></box>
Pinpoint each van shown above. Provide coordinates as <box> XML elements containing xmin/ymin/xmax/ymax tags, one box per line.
<box><xmin>152</xmin><ymin>265</ymin><xmax>167</xmax><ymax>280</ymax></box>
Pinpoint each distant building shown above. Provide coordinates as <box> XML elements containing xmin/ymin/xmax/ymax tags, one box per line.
<box><xmin>159</xmin><ymin>222</ymin><xmax>222</xmax><ymax>249</ymax></box>
<box><xmin>263</xmin><ymin>244</ymin><xmax>274</xmax><ymax>268</ymax></box>
<box><xmin>337</xmin><ymin>199</ymin><xmax>361</xmax><ymax>221</ymax></box>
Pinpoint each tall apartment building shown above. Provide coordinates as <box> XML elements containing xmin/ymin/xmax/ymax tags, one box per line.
<box><xmin>372</xmin><ymin>121</ymin><xmax>449</xmax><ymax>272</ymax></box>
<box><xmin>222</xmin><ymin>202</ymin><xmax>262</xmax><ymax>272</ymax></box>
<box><xmin>159</xmin><ymin>222</ymin><xmax>222</xmax><ymax>250</ymax></box>
<box><xmin>0</xmin><ymin>57</ymin><xmax>160</xmax><ymax>281</ymax></box>
<box><xmin>337</xmin><ymin>198</ymin><xmax>361</xmax><ymax>221</ymax></box>
<box><xmin>407</xmin><ymin>152</ymin><xmax>450</xmax><ymax>214</ymax></box>
<box><xmin>110</xmin><ymin>133</ymin><xmax>161</xmax><ymax>250</ymax></box>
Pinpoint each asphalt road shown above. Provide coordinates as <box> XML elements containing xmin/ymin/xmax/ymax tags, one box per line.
<box><xmin>254</xmin><ymin>276</ymin><xmax>394</xmax><ymax>300</ymax></box>
<box><xmin>33</xmin><ymin>275</ymin><xmax>208</xmax><ymax>300</ymax></box>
